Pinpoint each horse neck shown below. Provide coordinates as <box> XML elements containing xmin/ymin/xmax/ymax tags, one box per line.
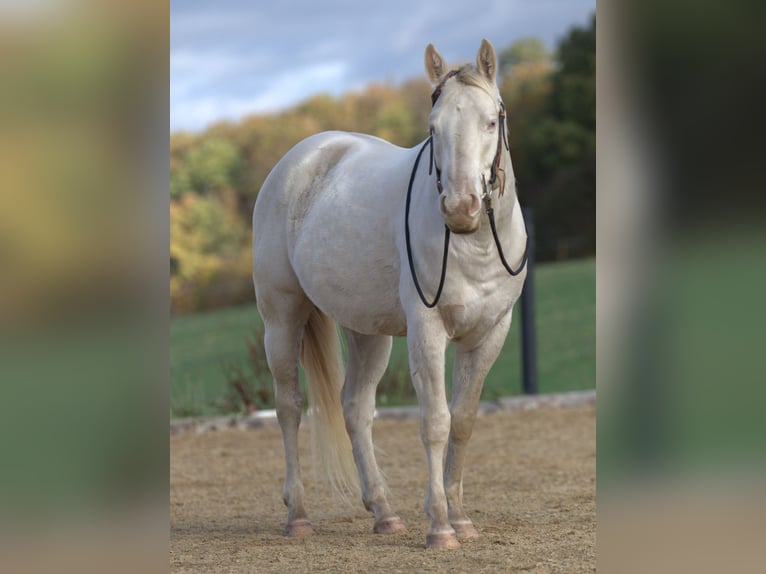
<box><xmin>482</xmin><ymin>191</ymin><xmax>517</xmax><ymax>247</ymax></box>
<box><xmin>492</xmin><ymin>148</ymin><xmax>518</xmax><ymax>215</ymax></box>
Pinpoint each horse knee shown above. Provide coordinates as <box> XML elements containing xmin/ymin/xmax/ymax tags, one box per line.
<box><xmin>421</xmin><ymin>410</ymin><xmax>451</xmax><ymax>447</ymax></box>
<box><xmin>450</xmin><ymin>408</ymin><xmax>477</xmax><ymax>443</ymax></box>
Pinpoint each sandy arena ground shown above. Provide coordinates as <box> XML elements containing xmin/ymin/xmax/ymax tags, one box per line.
<box><xmin>171</xmin><ymin>405</ymin><xmax>595</xmax><ymax>573</ymax></box>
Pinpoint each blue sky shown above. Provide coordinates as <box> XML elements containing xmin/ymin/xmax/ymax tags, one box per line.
<box><xmin>171</xmin><ymin>0</ymin><xmax>596</xmax><ymax>132</ymax></box>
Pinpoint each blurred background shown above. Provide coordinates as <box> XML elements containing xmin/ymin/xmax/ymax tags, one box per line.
<box><xmin>598</xmin><ymin>1</ymin><xmax>766</xmax><ymax>571</ymax></box>
<box><xmin>2</xmin><ymin>0</ymin><xmax>764</xmax><ymax>572</ymax></box>
<box><xmin>0</xmin><ymin>1</ymin><xmax>168</xmax><ymax>573</ymax></box>
<box><xmin>169</xmin><ymin>1</ymin><xmax>597</xmax><ymax>417</ymax></box>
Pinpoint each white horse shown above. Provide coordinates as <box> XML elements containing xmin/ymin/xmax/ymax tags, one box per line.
<box><xmin>252</xmin><ymin>39</ymin><xmax>527</xmax><ymax>549</ymax></box>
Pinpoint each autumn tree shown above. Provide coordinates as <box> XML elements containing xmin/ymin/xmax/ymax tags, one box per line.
<box><xmin>506</xmin><ymin>15</ymin><xmax>596</xmax><ymax>260</ymax></box>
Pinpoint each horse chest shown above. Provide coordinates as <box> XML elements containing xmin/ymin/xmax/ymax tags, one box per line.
<box><xmin>437</xmin><ymin>288</ymin><xmax>513</xmax><ymax>345</ymax></box>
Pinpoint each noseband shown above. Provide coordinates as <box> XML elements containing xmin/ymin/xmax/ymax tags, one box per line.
<box><xmin>405</xmin><ymin>71</ymin><xmax>529</xmax><ymax>308</ymax></box>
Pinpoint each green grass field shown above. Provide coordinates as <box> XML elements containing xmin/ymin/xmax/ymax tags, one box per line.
<box><xmin>171</xmin><ymin>257</ymin><xmax>595</xmax><ymax>417</ymax></box>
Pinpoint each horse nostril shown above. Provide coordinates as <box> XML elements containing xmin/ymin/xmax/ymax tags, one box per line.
<box><xmin>468</xmin><ymin>194</ymin><xmax>480</xmax><ymax>216</ymax></box>
<box><xmin>440</xmin><ymin>195</ymin><xmax>448</xmax><ymax>214</ymax></box>
<box><xmin>460</xmin><ymin>194</ymin><xmax>480</xmax><ymax>217</ymax></box>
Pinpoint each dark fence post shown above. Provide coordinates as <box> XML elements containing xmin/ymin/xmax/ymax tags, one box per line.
<box><xmin>520</xmin><ymin>207</ymin><xmax>538</xmax><ymax>394</ymax></box>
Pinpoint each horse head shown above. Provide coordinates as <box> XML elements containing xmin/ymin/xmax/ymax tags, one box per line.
<box><xmin>425</xmin><ymin>39</ymin><xmax>509</xmax><ymax>235</ymax></box>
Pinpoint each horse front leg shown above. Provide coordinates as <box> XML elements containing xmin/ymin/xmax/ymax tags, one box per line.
<box><xmin>407</xmin><ymin>320</ymin><xmax>459</xmax><ymax>549</ymax></box>
<box><xmin>444</xmin><ymin>311</ymin><xmax>512</xmax><ymax>540</ymax></box>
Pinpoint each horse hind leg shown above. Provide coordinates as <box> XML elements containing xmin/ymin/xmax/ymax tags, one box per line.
<box><xmin>341</xmin><ymin>330</ymin><xmax>405</xmax><ymax>535</ymax></box>
<box><xmin>259</xmin><ymin>293</ymin><xmax>313</xmax><ymax>537</ymax></box>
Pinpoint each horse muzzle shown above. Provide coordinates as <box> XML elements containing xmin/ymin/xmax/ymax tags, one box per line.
<box><xmin>440</xmin><ymin>192</ymin><xmax>481</xmax><ymax>234</ymax></box>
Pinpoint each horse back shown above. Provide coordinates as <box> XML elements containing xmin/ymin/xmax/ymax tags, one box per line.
<box><xmin>253</xmin><ymin>131</ymin><xmax>410</xmax><ymax>335</ymax></box>
<box><xmin>257</xmin><ymin>131</ymin><xmax>397</xmax><ymax>218</ymax></box>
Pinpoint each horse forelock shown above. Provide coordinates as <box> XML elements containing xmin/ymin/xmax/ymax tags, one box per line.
<box><xmin>435</xmin><ymin>64</ymin><xmax>499</xmax><ymax>105</ymax></box>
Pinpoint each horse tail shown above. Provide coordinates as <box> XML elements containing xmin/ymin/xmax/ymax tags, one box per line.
<box><xmin>301</xmin><ymin>306</ymin><xmax>359</xmax><ymax>502</ymax></box>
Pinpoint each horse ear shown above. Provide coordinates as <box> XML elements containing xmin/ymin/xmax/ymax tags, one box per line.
<box><xmin>476</xmin><ymin>38</ymin><xmax>497</xmax><ymax>83</ymax></box>
<box><xmin>425</xmin><ymin>43</ymin><xmax>446</xmax><ymax>84</ymax></box>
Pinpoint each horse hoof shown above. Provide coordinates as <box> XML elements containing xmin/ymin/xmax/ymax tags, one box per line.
<box><xmin>426</xmin><ymin>532</ymin><xmax>461</xmax><ymax>549</ymax></box>
<box><xmin>285</xmin><ymin>519</ymin><xmax>313</xmax><ymax>537</ymax></box>
<box><xmin>451</xmin><ymin>520</ymin><xmax>480</xmax><ymax>540</ymax></box>
<box><xmin>373</xmin><ymin>516</ymin><xmax>406</xmax><ymax>534</ymax></box>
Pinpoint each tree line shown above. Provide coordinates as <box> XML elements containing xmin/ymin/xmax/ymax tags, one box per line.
<box><xmin>170</xmin><ymin>15</ymin><xmax>595</xmax><ymax>313</ymax></box>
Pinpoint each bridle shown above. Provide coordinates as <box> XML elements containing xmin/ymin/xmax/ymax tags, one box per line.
<box><xmin>405</xmin><ymin>70</ymin><xmax>529</xmax><ymax>308</ymax></box>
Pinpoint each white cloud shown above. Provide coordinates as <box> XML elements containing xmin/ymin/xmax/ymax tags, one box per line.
<box><xmin>170</xmin><ymin>0</ymin><xmax>596</xmax><ymax>132</ymax></box>
<box><xmin>248</xmin><ymin>61</ymin><xmax>347</xmax><ymax>110</ymax></box>
<box><xmin>170</xmin><ymin>60</ymin><xmax>348</xmax><ymax>131</ymax></box>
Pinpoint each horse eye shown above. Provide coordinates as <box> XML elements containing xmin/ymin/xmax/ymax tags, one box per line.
<box><xmin>488</xmin><ymin>121</ymin><xmax>497</xmax><ymax>131</ymax></box>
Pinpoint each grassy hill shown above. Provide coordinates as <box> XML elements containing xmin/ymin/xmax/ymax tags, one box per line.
<box><xmin>171</xmin><ymin>257</ymin><xmax>595</xmax><ymax>417</ymax></box>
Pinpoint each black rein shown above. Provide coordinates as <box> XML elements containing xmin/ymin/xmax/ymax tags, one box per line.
<box><xmin>405</xmin><ymin>135</ymin><xmax>450</xmax><ymax>308</ymax></box>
